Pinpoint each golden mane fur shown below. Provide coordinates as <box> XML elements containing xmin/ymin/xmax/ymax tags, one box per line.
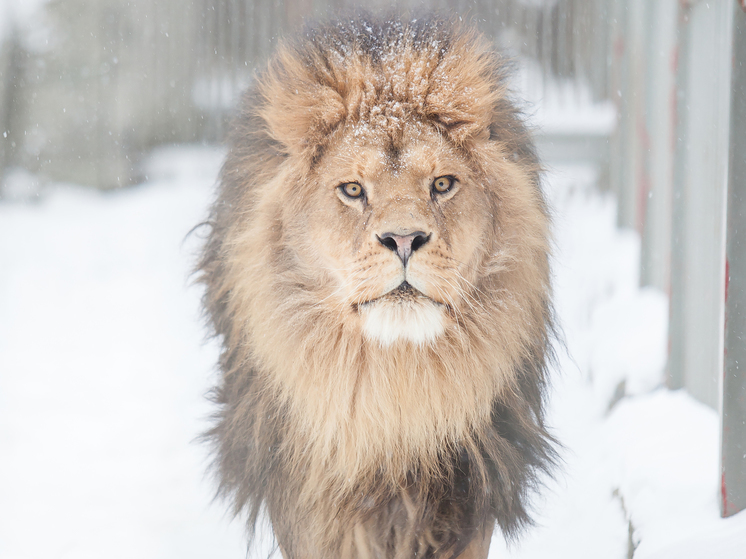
<box><xmin>199</xmin><ymin>15</ymin><xmax>556</xmax><ymax>559</ymax></box>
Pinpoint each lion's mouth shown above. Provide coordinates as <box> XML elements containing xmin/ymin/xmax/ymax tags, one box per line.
<box><xmin>357</xmin><ymin>281</ymin><xmax>442</xmax><ymax>309</ymax></box>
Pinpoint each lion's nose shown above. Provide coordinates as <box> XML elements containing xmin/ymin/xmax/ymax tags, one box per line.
<box><xmin>377</xmin><ymin>231</ymin><xmax>430</xmax><ymax>266</ymax></box>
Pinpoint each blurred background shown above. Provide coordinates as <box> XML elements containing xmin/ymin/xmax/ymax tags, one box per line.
<box><xmin>0</xmin><ymin>1</ymin><xmax>745</xmax><ymax>558</ymax></box>
<box><xmin>0</xmin><ymin>0</ymin><xmax>616</xmax><ymax>191</ymax></box>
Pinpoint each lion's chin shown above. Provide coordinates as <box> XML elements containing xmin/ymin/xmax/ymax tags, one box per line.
<box><xmin>360</xmin><ymin>296</ymin><xmax>446</xmax><ymax>347</ymax></box>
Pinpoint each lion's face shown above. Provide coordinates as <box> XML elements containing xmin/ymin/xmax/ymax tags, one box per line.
<box><xmin>288</xmin><ymin>122</ymin><xmax>495</xmax><ymax>346</ymax></box>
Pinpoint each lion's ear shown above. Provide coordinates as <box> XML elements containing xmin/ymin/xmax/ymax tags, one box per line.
<box><xmin>423</xmin><ymin>38</ymin><xmax>501</xmax><ymax>145</ymax></box>
<box><xmin>258</xmin><ymin>51</ymin><xmax>347</xmax><ymax>158</ymax></box>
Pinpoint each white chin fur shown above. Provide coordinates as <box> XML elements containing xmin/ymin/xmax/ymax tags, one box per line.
<box><xmin>361</xmin><ymin>298</ymin><xmax>446</xmax><ymax>347</ymax></box>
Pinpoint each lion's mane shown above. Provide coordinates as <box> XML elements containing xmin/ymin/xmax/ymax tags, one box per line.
<box><xmin>199</xmin><ymin>15</ymin><xmax>556</xmax><ymax>559</ymax></box>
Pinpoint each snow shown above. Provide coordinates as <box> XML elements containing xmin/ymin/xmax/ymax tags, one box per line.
<box><xmin>1</xmin><ymin>145</ymin><xmax>745</xmax><ymax>558</ymax></box>
<box><xmin>0</xmin><ymin>146</ymin><xmax>248</xmax><ymax>559</ymax></box>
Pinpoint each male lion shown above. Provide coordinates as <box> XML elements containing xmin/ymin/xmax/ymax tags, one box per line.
<box><xmin>199</xmin><ymin>15</ymin><xmax>556</xmax><ymax>559</ymax></box>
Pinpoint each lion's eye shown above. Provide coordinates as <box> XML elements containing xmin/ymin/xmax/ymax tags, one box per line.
<box><xmin>432</xmin><ymin>176</ymin><xmax>455</xmax><ymax>194</ymax></box>
<box><xmin>340</xmin><ymin>182</ymin><xmax>364</xmax><ymax>199</ymax></box>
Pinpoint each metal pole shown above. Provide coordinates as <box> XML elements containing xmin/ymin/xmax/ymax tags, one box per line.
<box><xmin>667</xmin><ymin>0</ymin><xmax>733</xmax><ymax>407</ymax></box>
<box><xmin>615</xmin><ymin>0</ymin><xmax>646</xmax><ymax>231</ymax></box>
<box><xmin>721</xmin><ymin>2</ymin><xmax>746</xmax><ymax>519</ymax></box>
<box><xmin>640</xmin><ymin>0</ymin><xmax>678</xmax><ymax>293</ymax></box>
<box><xmin>668</xmin><ymin>0</ymin><xmax>690</xmax><ymax>391</ymax></box>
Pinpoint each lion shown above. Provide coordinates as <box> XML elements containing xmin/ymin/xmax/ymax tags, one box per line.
<box><xmin>198</xmin><ymin>15</ymin><xmax>557</xmax><ymax>559</ymax></box>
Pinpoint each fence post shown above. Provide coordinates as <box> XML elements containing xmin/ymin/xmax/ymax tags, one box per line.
<box><xmin>640</xmin><ymin>0</ymin><xmax>678</xmax><ymax>293</ymax></box>
<box><xmin>667</xmin><ymin>0</ymin><xmax>733</xmax><ymax>407</ymax></box>
<box><xmin>614</xmin><ymin>0</ymin><xmax>647</xmax><ymax>231</ymax></box>
<box><xmin>721</xmin><ymin>2</ymin><xmax>746</xmax><ymax>519</ymax></box>
<box><xmin>668</xmin><ymin>2</ymin><xmax>690</xmax><ymax>391</ymax></box>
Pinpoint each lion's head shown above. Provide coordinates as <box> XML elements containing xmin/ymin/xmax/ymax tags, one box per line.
<box><xmin>200</xmin><ymin>15</ymin><xmax>555</xmax><ymax>558</ymax></box>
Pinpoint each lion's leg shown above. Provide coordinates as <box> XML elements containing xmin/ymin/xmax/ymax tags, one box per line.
<box><xmin>454</xmin><ymin>526</ymin><xmax>493</xmax><ymax>559</ymax></box>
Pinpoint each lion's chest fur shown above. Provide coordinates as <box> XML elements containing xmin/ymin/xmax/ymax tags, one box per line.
<box><xmin>255</xmin><ymin>317</ymin><xmax>505</xmax><ymax>487</ymax></box>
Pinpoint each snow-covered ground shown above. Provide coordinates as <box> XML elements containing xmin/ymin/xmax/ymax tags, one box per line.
<box><xmin>1</xmin><ymin>146</ymin><xmax>744</xmax><ymax>558</ymax></box>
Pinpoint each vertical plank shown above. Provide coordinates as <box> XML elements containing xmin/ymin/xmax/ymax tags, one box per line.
<box><xmin>0</xmin><ymin>31</ymin><xmax>16</xmax><ymax>175</ymax></box>
<box><xmin>721</xmin><ymin>3</ymin><xmax>746</xmax><ymax>519</ymax></box>
<box><xmin>607</xmin><ymin>0</ymin><xmax>626</xmax><ymax>199</ymax></box>
<box><xmin>590</xmin><ymin>0</ymin><xmax>611</xmax><ymax>102</ymax></box>
<box><xmin>614</xmin><ymin>0</ymin><xmax>646</xmax><ymax>231</ymax></box>
<box><xmin>639</xmin><ymin>0</ymin><xmax>678</xmax><ymax>292</ymax></box>
<box><xmin>668</xmin><ymin>1</ymin><xmax>692</xmax><ymax>391</ymax></box>
<box><xmin>670</xmin><ymin>0</ymin><xmax>733</xmax><ymax>408</ymax></box>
